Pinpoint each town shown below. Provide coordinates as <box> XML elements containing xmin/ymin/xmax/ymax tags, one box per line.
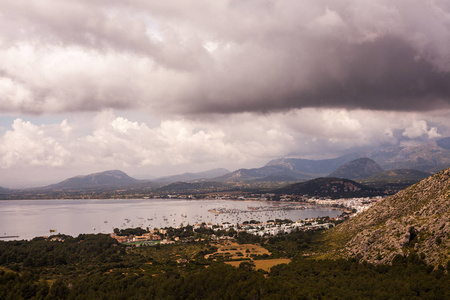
<box><xmin>107</xmin><ymin>195</ymin><xmax>382</xmax><ymax>246</ymax></box>
<box><xmin>110</xmin><ymin>215</ymin><xmax>345</xmax><ymax>246</ymax></box>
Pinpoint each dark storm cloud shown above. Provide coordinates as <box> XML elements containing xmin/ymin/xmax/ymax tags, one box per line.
<box><xmin>190</xmin><ymin>36</ymin><xmax>450</xmax><ymax>114</ymax></box>
<box><xmin>288</xmin><ymin>36</ymin><xmax>450</xmax><ymax>112</ymax></box>
<box><xmin>0</xmin><ymin>0</ymin><xmax>450</xmax><ymax>115</ymax></box>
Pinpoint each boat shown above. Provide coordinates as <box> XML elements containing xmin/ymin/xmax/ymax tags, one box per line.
<box><xmin>49</xmin><ymin>229</ymin><xmax>56</xmax><ymax>233</ymax></box>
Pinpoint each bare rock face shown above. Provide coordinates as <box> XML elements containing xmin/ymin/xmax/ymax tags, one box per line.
<box><xmin>326</xmin><ymin>167</ymin><xmax>450</xmax><ymax>266</ymax></box>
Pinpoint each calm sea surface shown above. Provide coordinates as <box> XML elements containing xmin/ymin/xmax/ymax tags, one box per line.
<box><xmin>0</xmin><ymin>199</ymin><xmax>341</xmax><ymax>240</ymax></box>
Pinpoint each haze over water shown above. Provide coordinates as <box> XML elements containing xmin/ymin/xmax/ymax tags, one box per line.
<box><xmin>0</xmin><ymin>199</ymin><xmax>341</xmax><ymax>240</ymax></box>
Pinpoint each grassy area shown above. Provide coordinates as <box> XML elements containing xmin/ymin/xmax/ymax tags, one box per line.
<box><xmin>225</xmin><ymin>259</ymin><xmax>291</xmax><ymax>272</ymax></box>
<box><xmin>205</xmin><ymin>241</ymin><xmax>270</xmax><ymax>260</ymax></box>
<box><xmin>132</xmin><ymin>242</ymin><xmax>213</xmax><ymax>262</ymax></box>
<box><xmin>207</xmin><ymin>241</ymin><xmax>291</xmax><ymax>272</ymax></box>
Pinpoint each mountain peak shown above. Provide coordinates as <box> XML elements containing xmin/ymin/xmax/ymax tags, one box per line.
<box><xmin>329</xmin><ymin>157</ymin><xmax>383</xmax><ymax>179</ymax></box>
<box><xmin>49</xmin><ymin>170</ymin><xmax>139</xmax><ymax>190</ymax></box>
<box><xmin>436</xmin><ymin>136</ymin><xmax>450</xmax><ymax>150</ymax></box>
<box><xmin>273</xmin><ymin>177</ymin><xmax>384</xmax><ymax>199</ymax></box>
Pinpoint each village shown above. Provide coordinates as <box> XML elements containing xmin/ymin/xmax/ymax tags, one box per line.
<box><xmin>109</xmin><ymin>195</ymin><xmax>384</xmax><ymax>246</ymax></box>
<box><xmin>110</xmin><ymin>215</ymin><xmax>345</xmax><ymax>246</ymax></box>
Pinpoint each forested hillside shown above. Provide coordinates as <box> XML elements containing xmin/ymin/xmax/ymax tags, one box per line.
<box><xmin>1</xmin><ymin>232</ymin><xmax>449</xmax><ymax>299</ymax></box>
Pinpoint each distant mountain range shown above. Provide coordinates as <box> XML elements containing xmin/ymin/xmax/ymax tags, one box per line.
<box><xmin>370</xmin><ymin>140</ymin><xmax>450</xmax><ymax>172</ymax></box>
<box><xmin>214</xmin><ymin>165</ymin><xmax>315</xmax><ymax>182</ymax></box>
<box><xmin>213</xmin><ymin>137</ymin><xmax>450</xmax><ymax>183</ymax></box>
<box><xmin>153</xmin><ymin>168</ymin><xmax>230</xmax><ymax>183</ymax></box>
<box><xmin>3</xmin><ymin>137</ymin><xmax>450</xmax><ymax>199</ymax></box>
<box><xmin>36</xmin><ymin>168</ymin><xmax>230</xmax><ymax>192</ymax></box>
<box><xmin>264</xmin><ymin>156</ymin><xmax>356</xmax><ymax>175</ymax></box>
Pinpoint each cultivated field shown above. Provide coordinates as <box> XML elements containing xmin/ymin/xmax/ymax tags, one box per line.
<box><xmin>205</xmin><ymin>241</ymin><xmax>270</xmax><ymax>260</ymax></box>
<box><xmin>206</xmin><ymin>241</ymin><xmax>291</xmax><ymax>272</ymax></box>
<box><xmin>225</xmin><ymin>259</ymin><xmax>292</xmax><ymax>272</ymax></box>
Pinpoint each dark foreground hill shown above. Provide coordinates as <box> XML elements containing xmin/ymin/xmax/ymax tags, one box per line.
<box><xmin>273</xmin><ymin>177</ymin><xmax>384</xmax><ymax>198</ymax></box>
<box><xmin>323</xmin><ymin>167</ymin><xmax>450</xmax><ymax>266</ymax></box>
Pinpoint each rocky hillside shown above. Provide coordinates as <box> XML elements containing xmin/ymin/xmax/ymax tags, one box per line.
<box><xmin>266</xmin><ymin>138</ymin><xmax>450</xmax><ymax>178</ymax></box>
<box><xmin>329</xmin><ymin>158</ymin><xmax>384</xmax><ymax>179</ymax></box>
<box><xmin>264</xmin><ymin>155</ymin><xmax>357</xmax><ymax>175</ymax></box>
<box><xmin>324</xmin><ymin>167</ymin><xmax>450</xmax><ymax>266</ymax></box>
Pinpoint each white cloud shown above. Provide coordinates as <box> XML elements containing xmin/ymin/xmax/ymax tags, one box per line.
<box><xmin>1</xmin><ymin>109</ymin><xmax>448</xmax><ymax>182</ymax></box>
<box><xmin>0</xmin><ymin>119</ymin><xmax>71</xmax><ymax>168</ymax></box>
<box><xmin>402</xmin><ymin>120</ymin><xmax>441</xmax><ymax>139</ymax></box>
<box><xmin>0</xmin><ymin>107</ymin><xmax>449</xmax><ymax>188</ymax></box>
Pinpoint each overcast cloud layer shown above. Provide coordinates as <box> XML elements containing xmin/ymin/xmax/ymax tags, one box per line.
<box><xmin>1</xmin><ymin>0</ymin><xmax>450</xmax><ymax>187</ymax></box>
<box><xmin>1</xmin><ymin>0</ymin><xmax>450</xmax><ymax>114</ymax></box>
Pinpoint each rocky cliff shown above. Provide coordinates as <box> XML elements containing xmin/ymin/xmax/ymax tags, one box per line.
<box><xmin>324</xmin><ymin>167</ymin><xmax>450</xmax><ymax>266</ymax></box>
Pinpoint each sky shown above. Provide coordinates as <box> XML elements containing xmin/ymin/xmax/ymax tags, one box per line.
<box><xmin>1</xmin><ymin>0</ymin><xmax>450</xmax><ymax>187</ymax></box>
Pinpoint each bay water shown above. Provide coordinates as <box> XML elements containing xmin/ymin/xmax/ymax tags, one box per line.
<box><xmin>0</xmin><ymin>199</ymin><xmax>341</xmax><ymax>240</ymax></box>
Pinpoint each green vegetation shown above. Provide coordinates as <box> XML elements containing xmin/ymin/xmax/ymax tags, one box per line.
<box><xmin>273</xmin><ymin>177</ymin><xmax>386</xmax><ymax>198</ymax></box>
<box><xmin>1</xmin><ymin>232</ymin><xmax>449</xmax><ymax>299</ymax></box>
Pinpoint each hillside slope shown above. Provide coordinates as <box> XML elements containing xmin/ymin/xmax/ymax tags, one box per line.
<box><xmin>153</xmin><ymin>168</ymin><xmax>230</xmax><ymax>183</ymax></box>
<box><xmin>323</xmin><ymin>168</ymin><xmax>450</xmax><ymax>266</ymax></box>
<box><xmin>215</xmin><ymin>165</ymin><xmax>314</xmax><ymax>182</ymax></box>
<box><xmin>273</xmin><ymin>177</ymin><xmax>384</xmax><ymax>199</ymax></box>
<box><xmin>0</xmin><ymin>186</ymin><xmax>9</xmax><ymax>194</ymax></box>
<box><xmin>47</xmin><ymin>170</ymin><xmax>141</xmax><ymax>190</ymax></box>
<box><xmin>363</xmin><ymin>169</ymin><xmax>431</xmax><ymax>183</ymax></box>
<box><xmin>329</xmin><ymin>158</ymin><xmax>383</xmax><ymax>179</ymax></box>
<box><xmin>361</xmin><ymin>141</ymin><xmax>450</xmax><ymax>172</ymax></box>
<box><xmin>265</xmin><ymin>155</ymin><xmax>357</xmax><ymax>175</ymax></box>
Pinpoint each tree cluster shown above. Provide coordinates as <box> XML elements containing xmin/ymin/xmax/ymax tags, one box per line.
<box><xmin>1</xmin><ymin>233</ymin><xmax>449</xmax><ymax>299</ymax></box>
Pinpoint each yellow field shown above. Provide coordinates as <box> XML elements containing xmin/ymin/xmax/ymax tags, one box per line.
<box><xmin>225</xmin><ymin>259</ymin><xmax>291</xmax><ymax>272</ymax></box>
<box><xmin>206</xmin><ymin>241</ymin><xmax>290</xmax><ymax>272</ymax></box>
<box><xmin>205</xmin><ymin>241</ymin><xmax>270</xmax><ymax>260</ymax></box>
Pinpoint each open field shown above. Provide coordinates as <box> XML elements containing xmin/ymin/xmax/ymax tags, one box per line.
<box><xmin>225</xmin><ymin>259</ymin><xmax>291</xmax><ymax>272</ymax></box>
<box><xmin>206</xmin><ymin>241</ymin><xmax>291</xmax><ymax>272</ymax></box>
<box><xmin>205</xmin><ymin>241</ymin><xmax>270</xmax><ymax>260</ymax></box>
